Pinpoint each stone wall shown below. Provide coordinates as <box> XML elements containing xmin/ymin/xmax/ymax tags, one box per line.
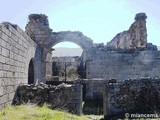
<box><xmin>0</xmin><ymin>13</ymin><xmax>160</xmax><ymax>118</ymax></box>
<box><xmin>81</xmin><ymin>79</ymin><xmax>106</xmax><ymax>100</ymax></box>
<box><xmin>0</xmin><ymin>22</ymin><xmax>36</xmax><ymax>110</ymax></box>
<box><xmin>13</xmin><ymin>83</ymin><xmax>83</xmax><ymax>115</ymax></box>
<box><xmin>103</xmin><ymin>78</ymin><xmax>160</xmax><ymax>119</ymax></box>
<box><xmin>25</xmin><ymin>14</ymin><xmax>94</xmax><ymax>82</ymax></box>
<box><xmin>25</xmin><ymin>13</ymin><xmax>160</xmax><ymax>82</ymax></box>
<box><xmin>88</xmin><ymin>49</ymin><xmax>160</xmax><ymax>80</ymax></box>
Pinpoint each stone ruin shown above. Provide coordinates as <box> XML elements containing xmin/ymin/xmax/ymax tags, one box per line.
<box><xmin>24</xmin><ymin>12</ymin><xmax>160</xmax><ymax>82</ymax></box>
<box><xmin>13</xmin><ymin>83</ymin><xmax>82</xmax><ymax>115</ymax></box>
<box><xmin>0</xmin><ymin>12</ymin><xmax>160</xmax><ymax>119</ymax></box>
<box><xmin>103</xmin><ymin>77</ymin><xmax>160</xmax><ymax>119</ymax></box>
<box><xmin>107</xmin><ymin>13</ymin><xmax>147</xmax><ymax>49</ymax></box>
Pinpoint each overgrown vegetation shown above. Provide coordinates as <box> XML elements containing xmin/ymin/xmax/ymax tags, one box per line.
<box><xmin>0</xmin><ymin>104</ymin><xmax>102</xmax><ymax>120</ymax></box>
<box><xmin>0</xmin><ymin>104</ymin><xmax>82</xmax><ymax>120</ymax></box>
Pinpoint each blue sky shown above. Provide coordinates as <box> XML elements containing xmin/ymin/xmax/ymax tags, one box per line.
<box><xmin>0</xmin><ymin>0</ymin><xmax>160</xmax><ymax>48</ymax></box>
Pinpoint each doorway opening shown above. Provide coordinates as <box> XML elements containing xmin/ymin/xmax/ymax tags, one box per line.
<box><xmin>51</xmin><ymin>42</ymin><xmax>85</xmax><ymax>82</ymax></box>
<box><xmin>28</xmin><ymin>58</ymin><xmax>34</xmax><ymax>84</ymax></box>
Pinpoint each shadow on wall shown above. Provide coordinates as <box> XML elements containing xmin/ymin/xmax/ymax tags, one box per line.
<box><xmin>28</xmin><ymin>58</ymin><xmax>34</xmax><ymax>84</ymax></box>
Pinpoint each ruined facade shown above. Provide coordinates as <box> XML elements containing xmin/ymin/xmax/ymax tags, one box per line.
<box><xmin>0</xmin><ymin>13</ymin><xmax>160</xmax><ymax>118</ymax></box>
<box><xmin>87</xmin><ymin>13</ymin><xmax>160</xmax><ymax>80</ymax></box>
<box><xmin>107</xmin><ymin>13</ymin><xmax>147</xmax><ymax>49</ymax></box>
<box><xmin>25</xmin><ymin>14</ymin><xmax>94</xmax><ymax>82</ymax></box>
<box><xmin>25</xmin><ymin>13</ymin><xmax>160</xmax><ymax>82</ymax></box>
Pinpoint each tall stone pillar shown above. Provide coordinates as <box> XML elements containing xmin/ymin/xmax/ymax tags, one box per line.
<box><xmin>34</xmin><ymin>45</ymin><xmax>43</xmax><ymax>83</ymax></box>
<box><xmin>103</xmin><ymin>81</ymin><xmax>110</xmax><ymax>118</ymax></box>
<box><xmin>45</xmin><ymin>49</ymin><xmax>54</xmax><ymax>81</ymax></box>
<box><xmin>25</xmin><ymin>14</ymin><xmax>52</xmax><ymax>83</ymax></box>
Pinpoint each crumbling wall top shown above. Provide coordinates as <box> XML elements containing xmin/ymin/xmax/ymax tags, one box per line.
<box><xmin>107</xmin><ymin>12</ymin><xmax>148</xmax><ymax>50</ymax></box>
<box><xmin>25</xmin><ymin>14</ymin><xmax>52</xmax><ymax>44</ymax></box>
<box><xmin>135</xmin><ymin>13</ymin><xmax>147</xmax><ymax>21</ymax></box>
<box><xmin>28</xmin><ymin>14</ymin><xmax>49</xmax><ymax>27</ymax></box>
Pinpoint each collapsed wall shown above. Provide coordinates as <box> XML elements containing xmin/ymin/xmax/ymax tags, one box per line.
<box><xmin>107</xmin><ymin>13</ymin><xmax>147</xmax><ymax>49</ymax></box>
<box><xmin>0</xmin><ymin>22</ymin><xmax>36</xmax><ymax>110</ymax></box>
<box><xmin>87</xmin><ymin>13</ymin><xmax>160</xmax><ymax>80</ymax></box>
<box><xmin>24</xmin><ymin>13</ymin><xmax>160</xmax><ymax>81</ymax></box>
<box><xmin>103</xmin><ymin>78</ymin><xmax>160</xmax><ymax>119</ymax></box>
<box><xmin>13</xmin><ymin>83</ymin><xmax>83</xmax><ymax>115</ymax></box>
<box><xmin>0</xmin><ymin>12</ymin><xmax>160</xmax><ymax>118</ymax></box>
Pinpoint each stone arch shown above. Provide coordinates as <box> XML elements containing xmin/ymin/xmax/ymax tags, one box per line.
<box><xmin>47</xmin><ymin>31</ymin><xmax>93</xmax><ymax>56</ymax></box>
<box><xmin>28</xmin><ymin>58</ymin><xmax>34</xmax><ymax>84</ymax></box>
<box><xmin>41</xmin><ymin>31</ymin><xmax>94</xmax><ymax>81</ymax></box>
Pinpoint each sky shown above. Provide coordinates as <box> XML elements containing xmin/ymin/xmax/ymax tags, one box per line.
<box><xmin>0</xmin><ymin>0</ymin><xmax>160</xmax><ymax>48</ymax></box>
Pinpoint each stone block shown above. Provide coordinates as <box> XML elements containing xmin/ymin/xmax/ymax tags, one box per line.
<box><xmin>0</xmin><ymin>45</ymin><xmax>2</xmax><ymax>54</ymax></box>
<box><xmin>11</xmin><ymin>33</ymin><xmax>18</xmax><ymax>42</ymax></box>
<box><xmin>2</xmin><ymin>47</ymin><xmax>9</xmax><ymax>57</ymax></box>
<box><xmin>9</xmin><ymin>51</ymin><xmax>14</xmax><ymax>59</ymax></box>
<box><xmin>13</xmin><ymin>47</ymin><xmax>18</xmax><ymax>54</ymax></box>
<box><xmin>6</xmin><ymin>86</ymin><xmax>14</xmax><ymax>93</ymax></box>
<box><xmin>5</xmin><ymin>43</ymin><xmax>11</xmax><ymax>51</ymax></box>
<box><xmin>0</xmin><ymin>94</ymin><xmax>8</xmax><ymax>104</ymax></box>
<box><xmin>1</xmin><ymin>32</ymin><xmax>8</xmax><ymax>41</ymax></box>
<box><xmin>0</xmin><ymin>70</ymin><xmax>6</xmax><ymax>78</ymax></box>
<box><xmin>6</xmin><ymin>71</ymin><xmax>12</xmax><ymax>78</ymax></box>
<box><xmin>3</xmin><ymin>86</ymin><xmax>7</xmax><ymax>95</ymax></box>
<box><xmin>0</xmin><ymin>55</ymin><xmax>6</xmax><ymax>63</ymax></box>
<box><xmin>5</xmin><ymin>58</ymin><xmax>10</xmax><ymax>65</ymax></box>
<box><xmin>9</xmin><ymin>92</ymin><xmax>15</xmax><ymax>101</ymax></box>
<box><xmin>13</xmin><ymin>54</ymin><xmax>18</xmax><ymax>61</ymax></box>
<box><xmin>0</xmin><ymin>62</ymin><xmax>2</xmax><ymax>70</ymax></box>
<box><xmin>0</xmin><ymin>87</ymin><xmax>3</xmax><ymax>96</ymax></box>
<box><xmin>2</xmin><ymin>78</ymin><xmax>10</xmax><ymax>86</ymax></box>
<box><xmin>2</xmin><ymin>64</ymin><xmax>10</xmax><ymax>71</ymax></box>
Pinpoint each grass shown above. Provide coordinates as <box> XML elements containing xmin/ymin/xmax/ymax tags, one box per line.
<box><xmin>0</xmin><ymin>104</ymin><xmax>94</xmax><ymax>120</ymax></box>
<box><xmin>1</xmin><ymin>105</ymin><xmax>158</xmax><ymax>120</ymax></box>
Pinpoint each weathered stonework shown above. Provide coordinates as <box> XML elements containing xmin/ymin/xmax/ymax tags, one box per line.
<box><xmin>107</xmin><ymin>13</ymin><xmax>147</xmax><ymax>49</ymax></box>
<box><xmin>13</xmin><ymin>83</ymin><xmax>83</xmax><ymax>115</ymax></box>
<box><xmin>25</xmin><ymin>14</ymin><xmax>52</xmax><ymax>44</ymax></box>
<box><xmin>25</xmin><ymin>13</ymin><xmax>160</xmax><ymax>82</ymax></box>
<box><xmin>0</xmin><ymin>12</ymin><xmax>160</xmax><ymax>118</ymax></box>
<box><xmin>25</xmin><ymin>14</ymin><xmax>95</xmax><ymax>82</ymax></box>
<box><xmin>103</xmin><ymin>78</ymin><xmax>160</xmax><ymax>119</ymax></box>
<box><xmin>52</xmin><ymin>56</ymin><xmax>81</xmax><ymax>81</ymax></box>
<box><xmin>0</xmin><ymin>22</ymin><xmax>36</xmax><ymax>110</ymax></box>
<box><xmin>88</xmin><ymin>49</ymin><xmax>160</xmax><ymax>80</ymax></box>
<box><xmin>81</xmin><ymin>79</ymin><xmax>106</xmax><ymax>100</ymax></box>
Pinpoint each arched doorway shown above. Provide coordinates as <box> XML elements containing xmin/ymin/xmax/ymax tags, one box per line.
<box><xmin>51</xmin><ymin>42</ymin><xmax>83</xmax><ymax>81</ymax></box>
<box><xmin>28</xmin><ymin>58</ymin><xmax>34</xmax><ymax>84</ymax></box>
<box><xmin>41</xmin><ymin>31</ymin><xmax>94</xmax><ymax>82</ymax></box>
